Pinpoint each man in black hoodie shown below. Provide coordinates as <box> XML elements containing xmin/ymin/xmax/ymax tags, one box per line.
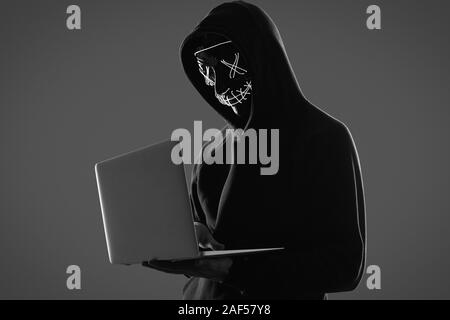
<box><xmin>143</xmin><ymin>1</ymin><xmax>366</xmax><ymax>300</ymax></box>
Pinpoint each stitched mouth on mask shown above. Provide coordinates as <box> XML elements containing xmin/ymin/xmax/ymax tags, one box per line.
<box><xmin>216</xmin><ymin>81</ymin><xmax>252</xmax><ymax>107</ymax></box>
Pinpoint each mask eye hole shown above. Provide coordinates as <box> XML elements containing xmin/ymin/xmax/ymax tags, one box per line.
<box><xmin>220</xmin><ymin>52</ymin><xmax>248</xmax><ymax>79</ymax></box>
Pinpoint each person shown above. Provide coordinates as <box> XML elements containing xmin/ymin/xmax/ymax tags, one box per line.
<box><xmin>142</xmin><ymin>1</ymin><xmax>366</xmax><ymax>300</ymax></box>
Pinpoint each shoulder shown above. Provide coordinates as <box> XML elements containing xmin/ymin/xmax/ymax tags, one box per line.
<box><xmin>305</xmin><ymin>106</ymin><xmax>354</xmax><ymax>150</ymax></box>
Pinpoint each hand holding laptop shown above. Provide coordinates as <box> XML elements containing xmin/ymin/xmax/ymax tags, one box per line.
<box><xmin>142</xmin><ymin>256</ymin><xmax>232</xmax><ymax>282</ymax></box>
<box><xmin>194</xmin><ymin>222</ymin><xmax>224</xmax><ymax>251</ymax></box>
<box><xmin>143</xmin><ymin>222</ymin><xmax>232</xmax><ymax>281</ymax></box>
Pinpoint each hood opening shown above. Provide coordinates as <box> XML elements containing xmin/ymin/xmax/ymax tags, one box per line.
<box><xmin>182</xmin><ymin>31</ymin><xmax>253</xmax><ymax>129</ymax></box>
<box><xmin>181</xmin><ymin>1</ymin><xmax>310</xmax><ymax>130</ymax></box>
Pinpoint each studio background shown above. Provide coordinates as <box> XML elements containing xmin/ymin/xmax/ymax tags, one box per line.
<box><xmin>1</xmin><ymin>0</ymin><xmax>449</xmax><ymax>299</ymax></box>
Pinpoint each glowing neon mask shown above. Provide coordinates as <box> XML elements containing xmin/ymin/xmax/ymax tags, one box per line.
<box><xmin>194</xmin><ymin>40</ymin><xmax>252</xmax><ymax>114</ymax></box>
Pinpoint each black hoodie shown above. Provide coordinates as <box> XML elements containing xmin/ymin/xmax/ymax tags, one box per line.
<box><xmin>180</xmin><ymin>1</ymin><xmax>366</xmax><ymax>299</ymax></box>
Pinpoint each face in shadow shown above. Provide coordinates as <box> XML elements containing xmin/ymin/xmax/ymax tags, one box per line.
<box><xmin>194</xmin><ymin>38</ymin><xmax>252</xmax><ymax>116</ymax></box>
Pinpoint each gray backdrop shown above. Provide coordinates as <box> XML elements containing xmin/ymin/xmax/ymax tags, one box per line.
<box><xmin>1</xmin><ymin>0</ymin><xmax>449</xmax><ymax>299</ymax></box>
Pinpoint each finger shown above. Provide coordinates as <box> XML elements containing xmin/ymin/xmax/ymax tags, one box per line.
<box><xmin>199</xmin><ymin>242</ymin><xmax>209</xmax><ymax>250</ymax></box>
<box><xmin>143</xmin><ymin>261</ymin><xmax>175</xmax><ymax>270</ymax></box>
<box><xmin>148</xmin><ymin>259</ymin><xmax>198</xmax><ymax>273</ymax></box>
<box><xmin>195</xmin><ymin>223</ymin><xmax>210</xmax><ymax>248</ymax></box>
<box><xmin>142</xmin><ymin>261</ymin><xmax>184</xmax><ymax>274</ymax></box>
<box><xmin>142</xmin><ymin>261</ymin><xmax>163</xmax><ymax>269</ymax></box>
<box><xmin>149</xmin><ymin>259</ymin><xmax>185</xmax><ymax>268</ymax></box>
<box><xmin>199</xmin><ymin>240</ymin><xmax>222</xmax><ymax>250</ymax></box>
<box><xmin>206</xmin><ymin>237</ymin><xmax>225</xmax><ymax>251</ymax></box>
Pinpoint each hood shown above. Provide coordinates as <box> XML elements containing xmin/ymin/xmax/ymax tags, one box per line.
<box><xmin>180</xmin><ymin>1</ymin><xmax>310</xmax><ymax>130</ymax></box>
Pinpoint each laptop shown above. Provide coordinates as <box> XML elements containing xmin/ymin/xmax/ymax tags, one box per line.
<box><xmin>95</xmin><ymin>139</ymin><xmax>283</xmax><ymax>265</ymax></box>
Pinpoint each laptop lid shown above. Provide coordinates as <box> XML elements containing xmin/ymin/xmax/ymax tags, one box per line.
<box><xmin>95</xmin><ymin>140</ymin><xmax>199</xmax><ymax>264</ymax></box>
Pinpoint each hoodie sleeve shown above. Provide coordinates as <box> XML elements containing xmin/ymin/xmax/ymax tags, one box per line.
<box><xmin>224</xmin><ymin>126</ymin><xmax>366</xmax><ymax>295</ymax></box>
<box><xmin>189</xmin><ymin>164</ymin><xmax>208</xmax><ymax>225</ymax></box>
<box><xmin>184</xmin><ymin>165</ymin><xmax>207</xmax><ymax>279</ymax></box>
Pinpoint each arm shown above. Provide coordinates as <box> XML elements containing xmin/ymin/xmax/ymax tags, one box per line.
<box><xmin>144</xmin><ymin>168</ymin><xmax>230</xmax><ymax>280</ymax></box>
<box><xmin>224</xmin><ymin>126</ymin><xmax>366</xmax><ymax>295</ymax></box>
<box><xmin>168</xmin><ymin>163</ymin><xmax>226</xmax><ymax>279</ymax></box>
<box><xmin>190</xmin><ymin>163</ymin><xmax>207</xmax><ymax>226</ymax></box>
